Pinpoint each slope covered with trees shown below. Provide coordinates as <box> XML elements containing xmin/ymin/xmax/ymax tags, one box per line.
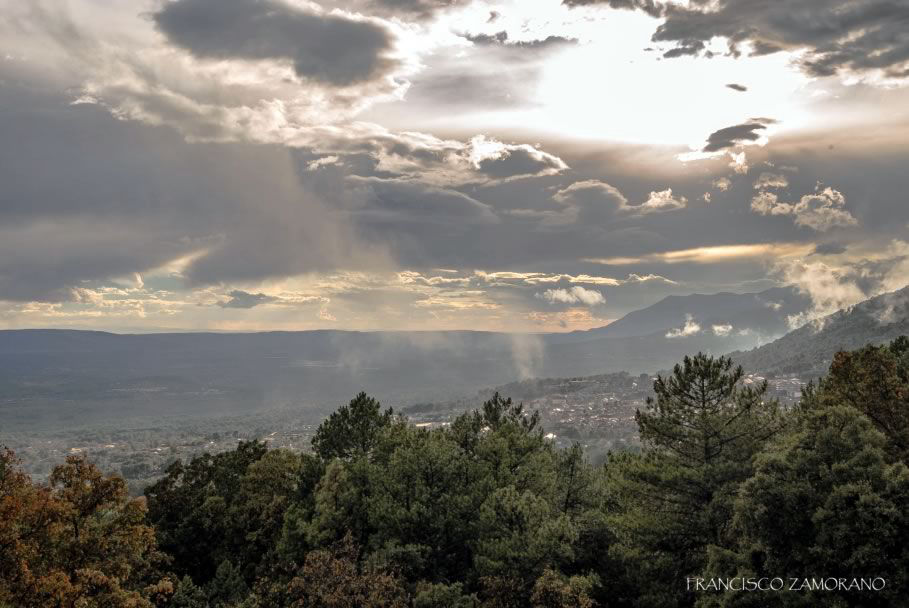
<box><xmin>730</xmin><ymin>286</ymin><xmax>909</xmax><ymax>378</ymax></box>
<box><xmin>3</xmin><ymin>338</ymin><xmax>908</xmax><ymax>606</ymax></box>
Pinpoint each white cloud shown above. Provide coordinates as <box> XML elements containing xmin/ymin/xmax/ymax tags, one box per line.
<box><xmin>626</xmin><ymin>273</ymin><xmax>679</xmax><ymax>285</ymax></box>
<box><xmin>751</xmin><ymin>186</ymin><xmax>857</xmax><ymax>232</ymax></box>
<box><xmin>637</xmin><ymin>188</ymin><xmax>688</xmax><ymax>214</ymax></box>
<box><xmin>551</xmin><ymin>180</ymin><xmax>686</xmax><ymax>223</ymax></box>
<box><xmin>753</xmin><ymin>172</ymin><xmax>788</xmax><ymax>190</ymax></box>
<box><xmin>467</xmin><ymin>135</ymin><xmax>568</xmax><ymax>180</ymax></box>
<box><xmin>666</xmin><ymin>314</ymin><xmax>701</xmax><ymax>338</ymax></box>
<box><xmin>880</xmin><ymin>240</ymin><xmax>909</xmax><ymax>293</ymax></box>
<box><xmin>712</xmin><ymin>177</ymin><xmax>732</xmax><ymax>191</ymax></box>
<box><xmin>729</xmin><ymin>151</ymin><xmax>750</xmax><ymax>174</ymax></box>
<box><xmin>776</xmin><ymin>259</ymin><xmax>868</xmax><ymax>328</ymax></box>
<box><xmin>712</xmin><ymin>323</ymin><xmax>733</xmax><ymax>336</ymax></box>
<box><xmin>538</xmin><ymin>286</ymin><xmax>605</xmax><ymax>306</ymax></box>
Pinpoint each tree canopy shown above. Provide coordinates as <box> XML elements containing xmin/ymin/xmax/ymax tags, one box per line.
<box><xmin>3</xmin><ymin>340</ymin><xmax>908</xmax><ymax>607</ymax></box>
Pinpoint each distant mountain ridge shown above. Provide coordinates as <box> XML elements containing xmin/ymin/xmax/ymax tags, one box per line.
<box><xmin>0</xmin><ymin>285</ymin><xmax>824</xmax><ymax>431</ymax></box>
<box><xmin>550</xmin><ymin>286</ymin><xmax>810</xmax><ymax>343</ymax></box>
<box><xmin>730</xmin><ymin>286</ymin><xmax>909</xmax><ymax>377</ymax></box>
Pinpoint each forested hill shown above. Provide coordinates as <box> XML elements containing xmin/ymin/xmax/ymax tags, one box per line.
<box><xmin>730</xmin><ymin>285</ymin><xmax>909</xmax><ymax>377</ymax></box>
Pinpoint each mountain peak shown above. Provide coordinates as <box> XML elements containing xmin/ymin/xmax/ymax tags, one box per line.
<box><xmin>559</xmin><ymin>285</ymin><xmax>808</xmax><ymax>342</ymax></box>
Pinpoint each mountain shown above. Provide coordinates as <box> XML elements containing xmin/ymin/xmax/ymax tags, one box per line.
<box><xmin>549</xmin><ymin>286</ymin><xmax>810</xmax><ymax>343</ymax></box>
<box><xmin>730</xmin><ymin>286</ymin><xmax>909</xmax><ymax>377</ymax></box>
<box><xmin>0</xmin><ymin>286</ymin><xmax>818</xmax><ymax>431</ymax></box>
<box><xmin>540</xmin><ymin>328</ymin><xmax>761</xmax><ymax>377</ymax></box>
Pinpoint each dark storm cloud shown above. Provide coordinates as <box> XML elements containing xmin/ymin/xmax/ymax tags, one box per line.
<box><xmin>652</xmin><ymin>0</ymin><xmax>909</xmax><ymax>78</ymax></box>
<box><xmin>476</xmin><ymin>146</ymin><xmax>567</xmax><ymax>180</ymax></box>
<box><xmin>0</xmin><ymin>220</ymin><xmax>191</xmax><ymax>302</ymax></box>
<box><xmin>4</xmin><ymin>62</ymin><xmax>909</xmax><ymax>307</ymax></box>
<box><xmin>703</xmin><ymin>121</ymin><xmax>769</xmax><ymax>152</ymax></box>
<box><xmin>0</xmin><ymin>77</ymin><xmax>368</xmax><ymax>297</ymax></box>
<box><xmin>550</xmin><ymin>180</ymin><xmax>686</xmax><ymax>224</ymax></box>
<box><xmin>217</xmin><ymin>290</ymin><xmax>277</xmax><ymax>308</ymax></box>
<box><xmin>726</xmin><ymin>83</ymin><xmax>747</xmax><ymax>92</ymax></box>
<box><xmin>812</xmin><ymin>243</ymin><xmax>849</xmax><ymax>256</ymax></box>
<box><xmin>345</xmin><ymin>177</ymin><xmax>500</xmax><ymax>225</ymax></box>
<box><xmin>551</xmin><ymin>180</ymin><xmax>629</xmax><ymax>224</ymax></box>
<box><xmin>152</xmin><ymin>0</ymin><xmax>398</xmax><ymax>86</ymax></box>
<box><xmin>564</xmin><ymin>0</ymin><xmax>909</xmax><ymax>79</ymax></box>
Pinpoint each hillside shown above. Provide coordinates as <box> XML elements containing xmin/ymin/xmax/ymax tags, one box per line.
<box><xmin>550</xmin><ymin>286</ymin><xmax>810</xmax><ymax>342</ymax></box>
<box><xmin>730</xmin><ymin>286</ymin><xmax>909</xmax><ymax>377</ymax></box>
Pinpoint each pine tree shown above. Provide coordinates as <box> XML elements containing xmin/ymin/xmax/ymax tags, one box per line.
<box><xmin>207</xmin><ymin>560</ymin><xmax>250</xmax><ymax>607</ymax></box>
<box><xmin>607</xmin><ymin>353</ymin><xmax>784</xmax><ymax>607</ymax></box>
<box><xmin>311</xmin><ymin>392</ymin><xmax>395</xmax><ymax>461</ymax></box>
<box><xmin>169</xmin><ymin>575</ymin><xmax>207</xmax><ymax>608</ymax></box>
<box><xmin>703</xmin><ymin>404</ymin><xmax>909</xmax><ymax>607</ymax></box>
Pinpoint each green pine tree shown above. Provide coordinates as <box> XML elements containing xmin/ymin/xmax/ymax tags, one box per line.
<box><xmin>607</xmin><ymin>353</ymin><xmax>784</xmax><ymax>607</ymax></box>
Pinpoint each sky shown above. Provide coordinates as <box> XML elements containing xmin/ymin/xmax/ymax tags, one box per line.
<box><xmin>1</xmin><ymin>0</ymin><xmax>908</xmax><ymax>333</ymax></box>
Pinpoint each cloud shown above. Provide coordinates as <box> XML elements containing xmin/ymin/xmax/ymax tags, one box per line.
<box><xmin>712</xmin><ymin>177</ymin><xmax>732</xmax><ymax>191</ymax></box>
<box><xmin>879</xmin><ymin>240</ymin><xmax>909</xmax><ymax>293</ymax></box>
<box><xmin>712</xmin><ymin>323</ymin><xmax>733</xmax><ymax>336</ymax></box>
<box><xmin>703</xmin><ymin>121</ymin><xmax>772</xmax><ymax>152</ymax></box>
<box><xmin>551</xmin><ymin>180</ymin><xmax>686</xmax><ymax>223</ymax></box>
<box><xmin>777</xmin><ymin>259</ymin><xmax>870</xmax><ymax>328</ymax></box>
<box><xmin>217</xmin><ymin>289</ymin><xmax>276</xmax><ymax>309</ymax></box>
<box><xmin>470</xmin><ymin>136</ymin><xmax>568</xmax><ymax>180</ymax></box>
<box><xmin>774</xmin><ymin>243</ymin><xmax>909</xmax><ymax>329</ymax></box>
<box><xmin>538</xmin><ymin>286</ymin><xmax>606</xmax><ymax>306</ymax></box>
<box><xmin>562</xmin><ymin>0</ymin><xmax>662</xmax><ymax>19</ymax></box>
<box><xmin>344</xmin><ymin>176</ymin><xmax>500</xmax><ymax>225</ymax></box>
<box><xmin>152</xmin><ymin>0</ymin><xmax>399</xmax><ymax>87</ymax></box>
<box><xmin>665</xmin><ymin>314</ymin><xmax>701</xmax><ymax>338</ymax></box>
<box><xmin>300</xmin><ymin>132</ymin><xmax>568</xmax><ymax>186</ymax></box>
<box><xmin>728</xmin><ymin>151</ymin><xmax>750</xmax><ymax>175</ymax></box>
<box><xmin>472</xmin><ymin>270</ymin><xmax>673</xmax><ymax>288</ymax></box>
<box><xmin>811</xmin><ymin>242</ymin><xmax>849</xmax><ymax>256</ymax></box>
<box><xmin>753</xmin><ymin>172</ymin><xmax>788</xmax><ymax>190</ymax></box>
<box><xmin>637</xmin><ymin>188</ymin><xmax>688</xmax><ymax>213</ymax></box>
<box><xmin>627</xmin><ymin>273</ymin><xmax>678</xmax><ymax>285</ymax></box>
<box><xmin>726</xmin><ymin>83</ymin><xmax>748</xmax><ymax>92</ymax></box>
<box><xmin>0</xmin><ymin>217</ymin><xmax>194</xmax><ymax>302</ymax></box>
<box><xmin>751</xmin><ymin>186</ymin><xmax>858</xmax><ymax>232</ymax></box>
<box><xmin>588</xmin><ymin>243</ymin><xmax>813</xmax><ymax>265</ymax></box>
<box><xmin>552</xmin><ymin>180</ymin><xmax>628</xmax><ymax>223</ymax></box>
<box><xmin>8</xmin><ymin>0</ymin><xmax>413</xmax><ymax>151</ymax></box>
<box><xmin>15</xmin><ymin>0</ymin><xmax>573</xmax><ymax>191</ymax></box>
<box><xmin>588</xmin><ymin>0</ymin><xmax>909</xmax><ymax>80</ymax></box>
<box><xmin>462</xmin><ymin>31</ymin><xmax>578</xmax><ymax>51</ymax></box>
<box><xmin>346</xmin><ymin>0</ymin><xmax>473</xmax><ymax>20</ymax></box>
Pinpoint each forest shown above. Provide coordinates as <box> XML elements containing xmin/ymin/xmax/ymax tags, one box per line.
<box><xmin>2</xmin><ymin>338</ymin><xmax>908</xmax><ymax>608</ymax></box>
